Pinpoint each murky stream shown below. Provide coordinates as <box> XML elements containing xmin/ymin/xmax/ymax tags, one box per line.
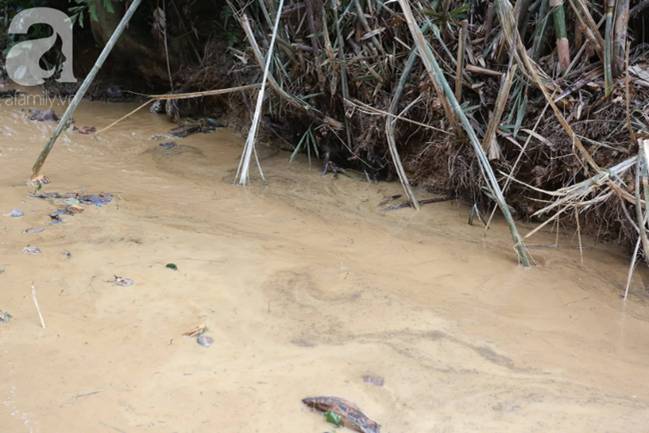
<box><xmin>1</xmin><ymin>95</ymin><xmax>649</xmax><ymax>433</ymax></box>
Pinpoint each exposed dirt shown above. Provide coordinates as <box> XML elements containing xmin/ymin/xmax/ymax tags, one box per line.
<box><xmin>1</xmin><ymin>93</ymin><xmax>649</xmax><ymax>433</ymax></box>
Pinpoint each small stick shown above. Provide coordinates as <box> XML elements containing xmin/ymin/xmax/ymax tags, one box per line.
<box><xmin>31</xmin><ymin>284</ymin><xmax>46</xmax><ymax>329</ymax></box>
<box><xmin>96</xmin><ymin>84</ymin><xmax>260</xmax><ymax>135</ymax></box>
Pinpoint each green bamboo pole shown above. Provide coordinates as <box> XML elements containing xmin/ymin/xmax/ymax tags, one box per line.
<box><xmin>549</xmin><ymin>0</ymin><xmax>570</xmax><ymax>71</ymax></box>
<box><xmin>398</xmin><ymin>0</ymin><xmax>533</xmax><ymax>266</ymax></box>
<box><xmin>32</xmin><ymin>0</ymin><xmax>143</xmax><ymax>178</ymax></box>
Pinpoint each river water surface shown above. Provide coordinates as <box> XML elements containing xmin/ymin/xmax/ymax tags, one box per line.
<box><xmin>1</xmin><ymin>96</ymin><xmax>648</xmax><ymax>433</ymax></box>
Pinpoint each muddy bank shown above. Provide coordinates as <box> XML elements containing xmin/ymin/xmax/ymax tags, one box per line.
<box><xmin>1</xmin><ymin>100</ymin><xmax>649</xmax><ymax>432</ymax></box>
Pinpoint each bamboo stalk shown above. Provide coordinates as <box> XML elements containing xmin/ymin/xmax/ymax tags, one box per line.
<box><xmin>332</xmin><ymin>0</ymin><xmax>354</xmax><ymax>153</ymax></box>
<box><xmin>396</xmin><ymin>10</ymin><xmax>457</xmax><ymax>132</ymax></box>
<box><xmin>31</xmin><ymin>0</ymin><xmax>144</xmax><ymax>178</ymax></box>
<box><xmin>613</xmin><ymin>0</ymin><xmax>630</xmax><ymax>76</ymax></box>
<box><xmin>466</xmin><ymin>65</ymin><xmax>503</xmax><ymax>77</ymax></box>
<box><xmin>398</xmin><ymin>0</ymin><xmax>533</xmax><ymax>266</ymax></box>
<box><xmin>549</xmin><ymin>0</ymin><xmax>570</xmax><ymax>71</ymax></box>
<box><xmin>634</xmin><ymin>142</ymin><xmax>649</xmax><ymax>266</ymax></box>
<box><xmin>568</xmin><ymin>0</ymin><xmax>604</xmax><ymax>59</ymax></box>
<box><xmin>532</xmin><ymin>0</ymin><xmax>550</xmax><ymax>59</ymax></box>
<box><xmin>604</xmin><ymin>0</ymin><xmax>615</xmax><ymax>95</ymax></box>
<box><xmin>624</xmin><ymin>236</ymin><xmax>641</xmax><ymax>300</ymax></box>
<box><xmin>236</xmin><ymin>0</ymin><xmax>285</xmax><ymax>185</ymax></box>
<box><xmin>454</xmin><ymin>20</ymin><xmax>467</xmax><ymax>101</ymax></box>
<box><xmin>624</xmin><ymin>42</ymin><xmax>637</xmax><ymax>145</ymax></box>
<box><xmin>482</xmin><ymin>62</ymin><xmax>517</xmax><ymax>160</ymax></box>
<box><xmin>386</xmin><ymin>49</ymin><xmax>420</xmax><ymax>210</ymax></box>
<box><xmin>238</xmin><ymin>13</ymin><xmax>343</xmax><ymax>130</ymax></box>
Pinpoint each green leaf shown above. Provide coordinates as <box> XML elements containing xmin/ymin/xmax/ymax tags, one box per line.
<box><xmin>324</xmin><ymin>411</ymin><xmax>342</xmax><ymax>427</ymax></box>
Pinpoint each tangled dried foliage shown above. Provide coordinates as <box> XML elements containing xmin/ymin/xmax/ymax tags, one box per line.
<box><xmin>216</xmin><ymin>0</ymin><xmax>649</xmax><ymax>263</ymax></box>
<box><xmin>71</xmin><ymin>0</ymin><xmax>649</xmax><ymax>269</ymax></box>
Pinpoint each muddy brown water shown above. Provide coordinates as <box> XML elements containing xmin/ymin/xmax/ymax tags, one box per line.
<box><xmin>1</xmin><ymin>95</ymin><xmax>649</xmax><ymax>433</ymax></box>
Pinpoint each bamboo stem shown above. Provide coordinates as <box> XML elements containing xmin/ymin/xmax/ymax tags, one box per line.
<box><xmin>604</xmin><ymin>0</ymin><xmax>615</xmax><ymax>95</ymax></box>
<box><xmin>398</xmin><ymin>0</ymin><xmax>532</xmax><ymax>266</ymax></box>
<box><xmin>31</xmin><ymin>0</ymin><xmax>144</xmax><ymax>178</ymax></box>
<box><xmin>549</xmin><ymin>0</ymin><xmax>570</xmax><ymax>71</ymax></box>
<box><xmin>386</xmin><ymin>49</ymin><xmax>420</xmax><ymax>210</ymax></box>
<box><xmin>454</xmin><ymin>20</ymin><xmax>467</xmax><ymax>101</ymax></box>
<box><xmin>482</xmin><ymin>61</ymin><xmax>517</xmax><ymax>160</ymax></box>
<box><xmin>613</xmin><ymin>0</ymin><xmax>630</xmax><ymax>76</ymax></box>
<box><xmin>236</xmin><ymin>0</ymin><xmax>285</xmax><ymax>185</ymax></box>
<box><xmin>238</xmin><ymin>13</ymin><xmax>343</xmax><ymax>130</ymax></box>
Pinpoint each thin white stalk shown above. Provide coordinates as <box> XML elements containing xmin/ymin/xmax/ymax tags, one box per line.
<box><xmin>31</xmin><ymin>284</ymin><xmax>45</xmax><ymax>329</ymax></box>
<box><xmin>624</xmin><ymin>237</ymin><xmax>641</xmax><ymax>300</ymax></box>
<box><xmin>236</xmin><ymin>0</ymin><xmax>285</xmax><ymax>185</ymax></box>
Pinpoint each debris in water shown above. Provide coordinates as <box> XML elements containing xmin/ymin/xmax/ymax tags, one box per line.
<box><xmin>361</xmin><ymin>374</ymin><xmax>384</xmax><ymax>387</ymax></box>
<box><xmin>49</xmin><ymin>205</ymin><xmax>84</xmax><ymax>223</ymax></box>
<box><xmin>63</xmin><ymin>250</ymin><xmax>72</xmax><ymax>259</ymax></box>
<box><xmin>30</xmin><ymin>176</ymin><xmax>50</xmax><ymax>192</ymax></box>
<box><xmin>35</xmin><ymin>192</ymin><xmax>113</xmax><ymax>207</ymax></box>
<box><xmin>79</xmin><ymin>194</ymin><xmax>113</xmax><ymax>207</ymax></box>
<box><xmin>168</xmin><ymin>119</ymin><xmax>222</xmax><ymax>137</ymax></box>
<box><xmin>36</xmin><ymin>192</ymin><xmax>113</xmax><ymax>223</ymax></box>
<box><xmin>28</xmin><ymin>109</ymin><xmax>59</xmax><ymax>122</ymax></box>
<box><xmin>8</xmin><ymin>209</ymin><xmax>24</xmax><ymax>218</ymax></box>
<box><xmin>63</xmin><ymin>198</ymin><xmax>81</xmax><ymax>206</ymax></box>
<box><xmin>24</xmin><ymin>227</ymin><xmax>45</xmax><ymax>235</ymax></box>
<box><xmin>62</xmin><ymin>205</ymin><xmax>84</xmax><ymax>215</ymax></box>
<box><xmin>378</xmin><ymin>194</ymin><xmax>403</xmax><ymax>207</ymax></box>
<box><xmin>382</xmin><ymin>196</ymin><xmax>452</xmax><ymax>211</ymax></box>
<box><xmin>166</xmin><ymin>263</ymin><xmax>178</xmax><ymax>271</ymax></box>
<box><xmin>73</xmin><ymin>125</ymin><xmax>97</xmax><ymax>135</ymax></box>
<box><xmin>0</xmin><ymin>311</ymin><xmax>12</xmax><ymax>323</ymax></box>
<box><xmin>325</xmin><ymin>411</ymin><xmax>343</xmax><ymax>427</ymax></box>
<box><xmin>302</xmin><ymin>396</ymin><xmax>381</xmax><ymax>433</ymax></box>
<box><xmin>23</xmin><ymin>246</ymin><xmax>42</xmax><ymax>255</ymax></box>
<box><xmin>150</xmin><ymin>100</ymin><xmax>165</xmax><ymax>114</ymax></box>
<box><xmin>49</xmin><ymin>212</ymin><xmax>63</xmax><ymax>224</ymax></box>
<box><xmin>159</xmin><ymin>142</ymin><xmax>177</xmax><ymax>150</ymax></box>
<box><xmin>196</xmin><ymin>334</ymin><xmax>214</xmax><ymax>348</ymax></box>
<box><xmin>105</xmin><ymin>84</ymin><xmax>124</xmax><ymax>100</ymax></box>
<box><xmin>183</xmin><ymin>324</ymin><xmax>207</xmax><ymax>337</ymax></box>
<box><xmin>112</xmin><ymin>275</ymin><xmax>134</xmax><ymax>287</ymax></box>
